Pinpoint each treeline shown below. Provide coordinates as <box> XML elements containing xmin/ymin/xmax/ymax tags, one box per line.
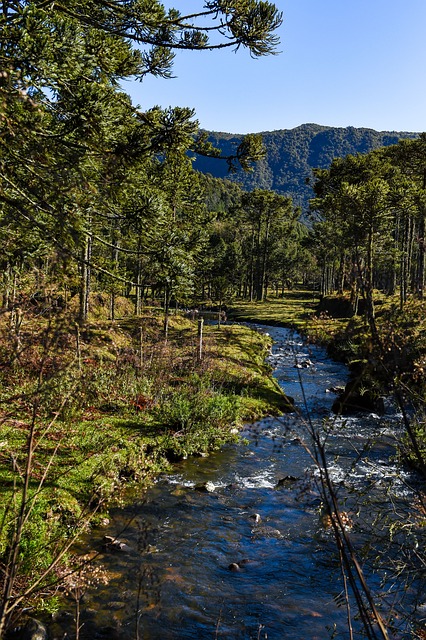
<box><xmin>308</xmin><ymin>137</ymin><xmax>426</xmax><ymax>486</ymax></box>
<box><xmin>5</xmin><ymin>2</ymin><xmax>426</xmax><ymax>338</ymax></box>
<box><xmin>201</xmin><ymin>175</ymin><xmax>310</xmax><ymax>304</ymax></box>
<box><xmin>310</xmin><ymin>136</ymin><xmax>426</xmax><ymax>321</ymax></box>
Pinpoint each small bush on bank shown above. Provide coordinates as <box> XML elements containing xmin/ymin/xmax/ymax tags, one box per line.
<box><xmin>150</xmin><ymin>386</ymin><xmax>242</xmax><ymax>459</ymax></box>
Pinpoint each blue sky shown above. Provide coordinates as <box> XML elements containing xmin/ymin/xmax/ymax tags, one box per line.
<box><xmin>122</xmin><ymin>1</ymin><xmax>426</xmax><ymax>135</ymax></box>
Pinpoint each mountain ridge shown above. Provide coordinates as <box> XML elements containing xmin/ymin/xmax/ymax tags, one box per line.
<box><xmin>193</xmin><ymin>123</ymin><xmax>419</xmax><ymax>213</ymax></box>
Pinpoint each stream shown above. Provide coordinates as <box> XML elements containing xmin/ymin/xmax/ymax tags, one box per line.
<box><xmin>51</xmin><ymin>325</ymin><xmax>425</xmax><ymax>639</ymax></box>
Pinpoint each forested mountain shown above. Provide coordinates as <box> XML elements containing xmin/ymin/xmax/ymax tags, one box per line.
<box><xmin>193</xmin><ymin>124</ymin><xmax>418</xmax><ymax>214</ymax></box>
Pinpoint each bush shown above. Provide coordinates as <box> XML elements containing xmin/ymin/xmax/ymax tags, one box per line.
<box><xmin>151</xmin><ymin>386</ymin><xmax>242</xmax><ymax>458</ymax></box>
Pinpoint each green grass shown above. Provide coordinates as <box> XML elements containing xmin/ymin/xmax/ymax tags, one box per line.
<box><xmin>0</xmin><ymin>310</ymin><xmax>292</xmax><ymax>615</ymax></box>
<box><xmin>229</xmin><ymin>290</ymin><xmax>320</xmax><ymax>328</ymax></box>
<box><xmin>228</xmin><ymin>290</ymin><xmax>365</xmax><ymax>351</ymax></box>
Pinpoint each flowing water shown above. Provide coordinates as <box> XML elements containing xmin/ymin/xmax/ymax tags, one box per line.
<box><xmin>51</xmin><ymin>326</ymin><xmax>425</xmax><ymax>640</ymax></box>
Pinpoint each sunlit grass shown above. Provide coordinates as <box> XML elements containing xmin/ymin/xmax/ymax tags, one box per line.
<box><xmin>228</xmin><ymin>289</ymin><xmax>327</xmax><ymax>330</ymax></box>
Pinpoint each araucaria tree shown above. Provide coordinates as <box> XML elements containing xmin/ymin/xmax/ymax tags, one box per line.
<box><xmin>240</xmin><ymin>189</ymin><xmax>297</xmax><ymax>301</ymax></box>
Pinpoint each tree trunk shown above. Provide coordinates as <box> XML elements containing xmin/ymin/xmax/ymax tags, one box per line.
<box><xmin>248</xmin><ymin>228</ymin><xmax>256</xmax><ymax>302</ymax></box>
<box><xmin>136</xmin><ymin>252</ymin><xmax>143</xmax><ymax>316</ymax></box>
<box><xmin>259</xmin><ymin>216</ymin><xmax>271</xmax><ymax>301</ymax></box>
<box><xmin>416</xmin><ymin>169</ymin><xmax>426</xmax><ymax>298</ymax></box>
<box><xmin>337</xmin><ymin>250</ymin><xmax>346</xmax><ymax>295</ymax></box>
<box><xmin>255</xmin><ymin>217</ymin><xmax>262</xmax><ymax>300</ymax></box>
<box><xmin>417</xmin><ymin>213</ymin><xmax>425</xmax><ymax>299</ymax></box>
<box><xmin>400</xmin><ymin>213</ymin><xmax>412</xmax><ymax>308</ymax></box>
<box><xmin>109</xmin><ymin>236</ymin><xmax>119</xmax><ymax>321</ymax></box>
<box><xmin>2</xmin><ymin>263</ymin><xmax>10</xmax><ymax>310</ymax></box>
<box><xmin>163</xmin><ymin>284</ymin><xmax>170</xmax><ymax>340</ymax></box>
<box><xmin>79</xmin><ymin>220</ymin><xmax>92</xmax><ymax>325</ymax></box>
<box><xmin>365</xmin><ymin>225</ymin><xmax>380</xmax><ymax>343</ymax></box>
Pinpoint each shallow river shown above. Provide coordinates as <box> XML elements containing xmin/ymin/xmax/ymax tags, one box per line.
<box><xmin>52</xmin><ymin>326</ymin><xmax>425</xmax><ymax>639</ymax></box>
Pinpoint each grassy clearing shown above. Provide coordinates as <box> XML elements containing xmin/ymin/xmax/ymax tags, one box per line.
<box><xmin>228</xmin><ymin>290</ymin><xmax>349</xmax><ymax>346</ymax></box>
<box><xmin>229</xmin><ymin>290</ymin><xmax>320</xmax><ymax>329</ymax></box>
<box><xmin>229</xmin><ymin>290</ymin><xmax>426</xmax><ymax>374</ymax></box>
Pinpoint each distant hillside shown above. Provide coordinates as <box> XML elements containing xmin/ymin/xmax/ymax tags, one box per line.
<box><xmin>193</xmin><ymin>124</ymin><xmax>418</xmax><ymax>214</ymax></box>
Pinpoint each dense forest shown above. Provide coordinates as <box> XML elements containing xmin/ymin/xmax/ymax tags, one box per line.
<box><xmin>1</xmin><ymin>1</ymin><xmax>426</xmax><ymax>639</ymax></box>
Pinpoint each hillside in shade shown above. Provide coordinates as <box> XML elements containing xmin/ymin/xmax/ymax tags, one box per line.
<box><xmin>193</xmin><ymin>123</ymin><xmax>418</xmax><ymax>214</ymax></box>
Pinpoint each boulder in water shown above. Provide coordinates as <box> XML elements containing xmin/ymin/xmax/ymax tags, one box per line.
<box><xmin>295</xmin><ymin>359</ymin><xmax>314</xmax><ymax>369</ymax></box>
<box><xmin>251</xmin><ymin>525</ymin><xmax>283</xmax><ymax>539</ymax></box>
<box><xmin>249</xmin><ymin>513</ymin><xmax>261</xmax><ymax>523</ymax></box>
<box><xmin>325</xmin><ymin>386</ymin><xmax>344</xmax><ymax>394</ymax></box>
<box><xmin>276</xmin><ymin>475</ymin><xmax>298</xmax><ymax>488</ymax></box>
<box><xmin>228</xmin><ymin>559</ymin><xmax>250</xmax><ymax>572</ymax></box>
<box><xmin>332</xmin><ymin>379</ymin><xmax>385</xmax><ymax>415</ymax></box>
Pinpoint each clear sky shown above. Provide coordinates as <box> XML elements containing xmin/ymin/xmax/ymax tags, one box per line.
<box><xmin>122</xmin><ymin>1</ymin><xmax>426</xmax><ymax>135</ymax></box>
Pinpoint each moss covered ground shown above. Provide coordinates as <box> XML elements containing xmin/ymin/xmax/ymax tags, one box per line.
<box><xmin>229</xmin><ymin>289</ymin><xmax>320</xmax><ymax>329</ymax></box>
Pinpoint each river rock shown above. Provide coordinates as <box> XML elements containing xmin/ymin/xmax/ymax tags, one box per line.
<box><xmin>171</xmin><ymin>486</ymin><xmax>187</xmax><ymax>497</ymax></box>
<box><xmin>228</xmin><ymin>558</ymin><xmax>250</xmax><ymax>572</ymax></box>
<box><xmin>249</xmin><ymin>513</ymin><xmax>261</xmax><ymax>523</ymax></box>
<box><xmin>103</xmin><ymin>535</ymin><xmax>132</xmax><ymax>553</ymax></box>
<box><xmin>332</xmin><ymin>378</ymin><xmax>385</xmax><ymax>415</ymax></box>
<box><xmin>295</xmin><ymin>359</ymin><xmax>314</xmax><ymax>369</ymax></box>
<box><xmin>276</xmin><ymin>475</ymin><xmax>298</xmax><ymax>488</ymax></box>
<box><xmin>251</xmin><ymin>525</ymin><xmax>283</xmax><ymax>539</ymax></box>
<box><xmin>8</xmin><ymin>618</ymin><xmax>47</xmax><ymax>640</ymax></box>
<box><xmin>236</xmin><ymin>558</ymin><xmax>250</xmax><ymax>566</ymax></box>
<box><xmin>225</xmin><ymin>483</ymin><xmax>240</xmax><ymax>491</ymax></box>
<box><xmin>194</xmin><ymin>481</ymin><xmax>216</xmax><ymax>492</ymax></box>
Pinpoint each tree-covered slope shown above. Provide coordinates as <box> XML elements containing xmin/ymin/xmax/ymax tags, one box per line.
<box><xmin>193</xmin><ymin>124</ymin><xmax>418</xmax><ymax>213</ymax></box>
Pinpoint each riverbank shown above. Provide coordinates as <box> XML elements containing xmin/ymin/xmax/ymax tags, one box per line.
<box><xmin>230</xmin><ymin>289</ymin><xmax>426</xmax><ymax>390</ymax></box>
<box><xmin>0</xmin><ymin>303</ymin><xmax>292</xmax><ymax>633</ymax></box>
<box><xmin>46</xmin><ymin>324</ymin><xmax>357</xmax><ymax>640</ymax></box>
<box><xmin>228</xmin><ymin>290</ymin><xmax>321</xmax><ymax>330</ymax></box>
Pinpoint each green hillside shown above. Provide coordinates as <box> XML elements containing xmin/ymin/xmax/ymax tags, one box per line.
<box><xmin>193</xmin><ymin>124</ymin><xmax>418</xmax><ymax>214</ymax></box>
